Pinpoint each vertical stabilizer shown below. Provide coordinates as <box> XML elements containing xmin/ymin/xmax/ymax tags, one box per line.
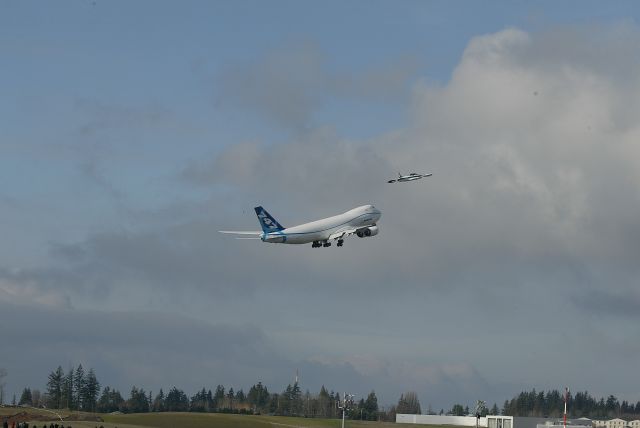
<box><xmin>254</xmin><ymin>206</ymin><xmax>285</xmax><ymax>233</ymax></box>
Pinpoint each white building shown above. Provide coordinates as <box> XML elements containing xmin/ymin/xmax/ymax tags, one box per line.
<box><xmin>397</xmin><ymin>414</ymin><xmax>591</xmax><ymax>428</ymax></box>
<box><xmin>395</xmin><ymin>414</ymin><xmax>488</xmax><ymax>426</ymax></box>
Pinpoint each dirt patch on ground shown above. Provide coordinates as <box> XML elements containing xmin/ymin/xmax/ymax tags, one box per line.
<box><xmin>2</xmin><ymin>410</ymin><xmax>103</xmax><ymax>425</ymax></box>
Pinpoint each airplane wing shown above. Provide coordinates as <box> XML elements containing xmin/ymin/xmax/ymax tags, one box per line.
<box><xmin>387</xmin><ymin>179</ymin><xmax>397</xmax><ymax>183</ymax></box>
<box><xmin>328</xmin><ymin>228</ymin><xmax>358</xmax><ymax>241</ymax></box>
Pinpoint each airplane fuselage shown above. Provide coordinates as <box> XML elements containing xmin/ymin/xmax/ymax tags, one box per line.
<box><xmin>262</xmin><ymin>205</ymin><xmax>381</xmax><ymax>244</ymax></box>
<box><xmin>397</xmin><ymin>175</ymin><xmax>424</xmax><ymax>182</ymax></box>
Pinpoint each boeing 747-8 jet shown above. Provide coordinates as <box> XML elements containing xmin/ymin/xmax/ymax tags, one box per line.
<box><xmin>220</xmin><ymin>205</ymin><xmax>381</xmax><ymax>247</ymax></box>
<box><xmin>387</xmin><ymin>172</ymin><xmax>432</xmax><ymax>183</ymax></box>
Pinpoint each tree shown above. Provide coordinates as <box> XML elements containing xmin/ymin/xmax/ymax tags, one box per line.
<box><xmin>74</xmin><ymin>364</ymin><xmax>86</xmax><ymax>410</ymax></box>
<box><xmin>19</xmin><ymin>388</ymin><xmax>33</xmax><ymax>406</ymax></box>
<box><xmin>126</xmin><ymin>386</ymin><xmax>150</xmax><ymax>413</ymax></box>
<box><xmin>451</xmin><ymin>404</ymin><xmax>465</xmax><ymax>416</ymax></box>
<box><xmin>490</xmin><ymin>403</ymin><xmax>499</xmax><ymax>415</ymax></box>
<box><xmin>213</xmin><ymin>385</ymin><xmax>225</xmax><ymax>410</ymax></box>
<box><xmin>46</xmin><ymin>366</ymin><xmax>64</xmax><ymax>409</ymax></box>
<box><xmin>81</xmin><ymin>368</ymin><xmax>100</xmax><ymax>412</ymax></box>
<box><xmin>190</xmin><ymin>388</ymin><xmax>208</xmax><ymax>412</ymax></box>
<box><xmin>317</xmin><ymin>386</ymin><xmax>330</xmax><ymax>418</ymax></box>
<box><xmin>363</xmin><ymin>391</ymin><xmax>379</xmax><ymax>421</ymax></box>
<box><xmin>152</xmin><ymin>389</ymin><xmax>165</xmax><ymax>412</ymax></box>
<box><xmin>289</xmin><ymin>382</ymin><xmax>302</xmax><ymax>416</ymax></box>
<box><xmin>97</xmin><ymin>387</ymin><xmax>124</xmax><ymax>413</ymax></box>
<box><xmin>397</xmin><ymin>392</ymin><xmax>421</xmax><ymax>415</ymax></box>
<box><xmin>227</xmin><ymin>387</ymin><xmax>235</xmax><ymax>411</ymax></box>
<box><xmin>0</xmin><ymin>368</ymin><xmax>6</xmax><ymax>405</ymax></box>
<box><xmin>62</xmin><ymin>367</ymin><xmax>74</xmax><ymax>409</ymax></box>
<box><xmin>165</xmin><ymin>387</ymin><xmax>188</xmax><ymax>412</ymax></box>
<box><xmin>32</xmin><ymin>389</ymin><xmax>42</xmax><ymax>408</ymax></box>
<box><xmin>248</xmin><ymin>382</ymin><xmax>270</xmax><ymax>412</ymax></box>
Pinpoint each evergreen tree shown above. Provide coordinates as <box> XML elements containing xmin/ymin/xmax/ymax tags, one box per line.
<box><xmin>451</xmin><ymin>404</ymin><xmax>465</xmax><ymax>416</ymax></box>
<box><xmin>62</xmin><ymin>366</ymin><xmax>74</xmax><ymax>409</ymax></box>
<box><xmin>207</xmin><ymin>390</ymin><xmax>214</xmax><ymax>412</ymax></box>
<box><xmin>126</xmin><ymin>386</ymin><xmax>150</xmax><ymax>413</ymax></box>
<box><xmin>213</xmin><ymin>385</ymin><xmax>225</xmax><ymax>410</ymax></box>
<box><xmin>83</xmin><ymin>368</ymin><xmax>100</xmax><ymax>412</ymax></box>
<box><xmin>363</xmin><ymin>391</ymin><xmax>378</xmax><ymax>421</ymax></box>
<box><xmin>290</xmin><ymin>382</ymin><xmax>302</xmax><ymax>416</ymax></box>
<box><xmin>227</xmin><ymin>387</ymin><xmax>234</xmax><ymax>411</ymax></box>
<box><xmin>46</xmin><ymin>366</ymin><xmax>64</xmax><ymax>409</ymax></box>
<box><xmin>18</xmin><ymin>388</ymin><xmax>33</xmax><ymax>406</ymax></box>
<box><xmin>397</xmin><ymin>392</ymin><xmax>421</xmax><ymax>415</ymax></box>
<box><xmin>165</xmin><ymin>387</ymin><xmax>188</xmax><ymax>412</ymax></box>
<box><xmin>190</xmin><ymin>388</ymin><xmax>208</xmax><ymax>412</ymax></box>
<box><xmin>318</xmin><ymin>386</ymin><xmax>330</xmax><ymax>418</ymax></box>
<box><xmin>152</xmin><ymin>389</ymin><xmax>165</xmax><ymax>412</ymax></box>
<box><xmin>236</xmin><ymin>389</ymin><xmax>246</xmax><ymax>404</ymax></box>
<box><xmin>248</xmin><ymin>382</ymin><xmax>269</xmax><ymax>412</ymax></box>
<box><xmin>97</xmin><ymin>387</ymin><xmax>124</xmax><ymax>413</ymax></box>
<box><xmin>74</xmin><ymin>364</ymin><xmax>86</xmax><ymax>410</ymax></box>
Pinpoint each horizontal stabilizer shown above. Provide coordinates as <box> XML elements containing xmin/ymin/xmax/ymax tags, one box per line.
<box><xmin>219</xmin><ymin>231</ymin><xmax>262</xmax><ymax>236</ymax></box>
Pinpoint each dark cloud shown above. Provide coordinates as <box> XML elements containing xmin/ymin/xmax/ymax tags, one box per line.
<box><xmin>0</xmin><ymin>300</ymin><xmax>488</xmax><ymax>407</ymax></box>
<box><xmin>215</xmin><ymin>42</ymin><xmax>419</xmax><ymax>130</ymax></box>
<box><xmin>573</xmin><ymin>289</ymin><xmax>640</xmax><ymax>319</ymax></box>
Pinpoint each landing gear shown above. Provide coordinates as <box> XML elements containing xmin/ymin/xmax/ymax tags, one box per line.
<box><xmin>312</xmin><ymin>240</ymin><xmax>338</xmax><ymax>248</ymax></box>
<box><xmin>337</xmin><ymin>239</ymin><xmax>344</xmax><ymax>247</ymax></box>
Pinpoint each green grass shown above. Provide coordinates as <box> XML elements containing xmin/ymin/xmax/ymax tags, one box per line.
<box><xmin>0</xmin><ymin>408</ymin><xmax>451</xmax><ymax>428</ymax></box>
<box><xmin>104</xmin><ymin>412</ymin><xmax>450</xmax><ymax>428</ymax></box>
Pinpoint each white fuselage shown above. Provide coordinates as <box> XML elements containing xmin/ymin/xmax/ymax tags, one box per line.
<box><xmin>262</xmin><ymin>205</ymin><xmax>381</xmax><ymax>244</ymax></box>
<box><xmin>397</xmin><ymin>174</ymin><xmax>426</xmax><ymax>182</ymax></box>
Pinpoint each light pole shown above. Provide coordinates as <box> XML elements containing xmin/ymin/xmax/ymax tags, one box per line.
<box><xmin>475</xmin><ymin>400</ymin><xmax>486</xmax><ymax>428</ymax></box>
<box><xmin>338</xmin><ymin>393</ymin><xmax>355</xmax><ymax>428</ymax></box>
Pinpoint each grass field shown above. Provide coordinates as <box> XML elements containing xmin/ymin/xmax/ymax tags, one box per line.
<box><xmin>103</xmin><ymin>412</ymin><xmax>447</xmax><ymax>428</ymax></box>
<box><xmin>2</xmin><ymin>408</ymin><xmax>449</xmax><ymax>428</ymax></box>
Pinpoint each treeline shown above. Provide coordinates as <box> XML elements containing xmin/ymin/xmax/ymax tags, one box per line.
<box><xmin>35</xmin><ymin>365</ymin><xmax>410</xmax><ymax>421</ymax></box>
<box><xmin>502</xmin><ymin>390</ymin><xmax>640</xmax><ymax>419</ymax></box>
<box><xmin>96</xmin><ymin>383</ymin><xmax>386</xmax><ymax>421</ymax></box>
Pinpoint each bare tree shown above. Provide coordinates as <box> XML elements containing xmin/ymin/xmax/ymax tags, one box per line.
<box><xmin>0</xmin><ymin>368</ymin><xmax>7</xmax><ymax>405</ymax></box>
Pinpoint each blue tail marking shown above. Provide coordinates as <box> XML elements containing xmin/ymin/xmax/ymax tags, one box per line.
<box><xmin>254</xmin><ymin>206</ymin><xmax>285</xmax><ymax>233</ymax></box>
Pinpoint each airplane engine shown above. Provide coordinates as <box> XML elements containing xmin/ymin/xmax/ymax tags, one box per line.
<box><xmin>262</xmin><ymin>234</ymin><xmax>286</xmax><ymax>243</ymax></box>
<box><xmin>356</xmin><ymin>226</ymin><xmax>378</xmax><ymax>238</ymax></box>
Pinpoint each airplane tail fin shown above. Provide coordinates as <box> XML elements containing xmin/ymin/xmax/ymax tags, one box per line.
<box><xmin>254</xmin><ymin>206</ymin><xmax>285</xmax><ymax>233</ymax></box>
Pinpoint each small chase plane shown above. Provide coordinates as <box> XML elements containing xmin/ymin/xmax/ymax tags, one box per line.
<box><xmin>387</xmin><ymin>172</ymin><xmax>432</xmax><ymax>183</ymax></box>
<box><xmin>220</xmin><ymin>205</ymin><xmax>381</xmax><ymax>248</ymax></box>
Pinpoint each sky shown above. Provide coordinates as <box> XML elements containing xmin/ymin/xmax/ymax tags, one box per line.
<box><xmin>2</xmin><ymin>0</ymin><xmax>640</xmax><ymax>411</ymax></box>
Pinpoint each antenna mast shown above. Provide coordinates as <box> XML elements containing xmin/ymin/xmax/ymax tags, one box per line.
<box><xmin>563</xmin><ymin>387</ymin><xmax>569</xmax><ymax>428</ymax></box>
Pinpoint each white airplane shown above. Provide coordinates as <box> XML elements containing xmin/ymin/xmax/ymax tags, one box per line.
<box><xmin>220</xmin><ymin>205</ymin><xmax>381</xmax><ymax>248</ymax></box>
<box><xmin>387</xmin><ymin>172</ymin><xmax>432</xmax><ymax>183</ymax></box>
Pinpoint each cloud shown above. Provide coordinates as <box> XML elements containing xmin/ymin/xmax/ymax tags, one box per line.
<box><xmin>215</xmin><ymin>42</ymin><xmax>419</xmax><ymax>130</ymax></box>
<box><xmin>573</xmin><ymin>289</ymin><xmax>640</xmax><ymax>319</ymax></box>
<box><xmin>6</xmin><ymin>23</ymin><xmax>640</xmax><ymax>408</ymax></box>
